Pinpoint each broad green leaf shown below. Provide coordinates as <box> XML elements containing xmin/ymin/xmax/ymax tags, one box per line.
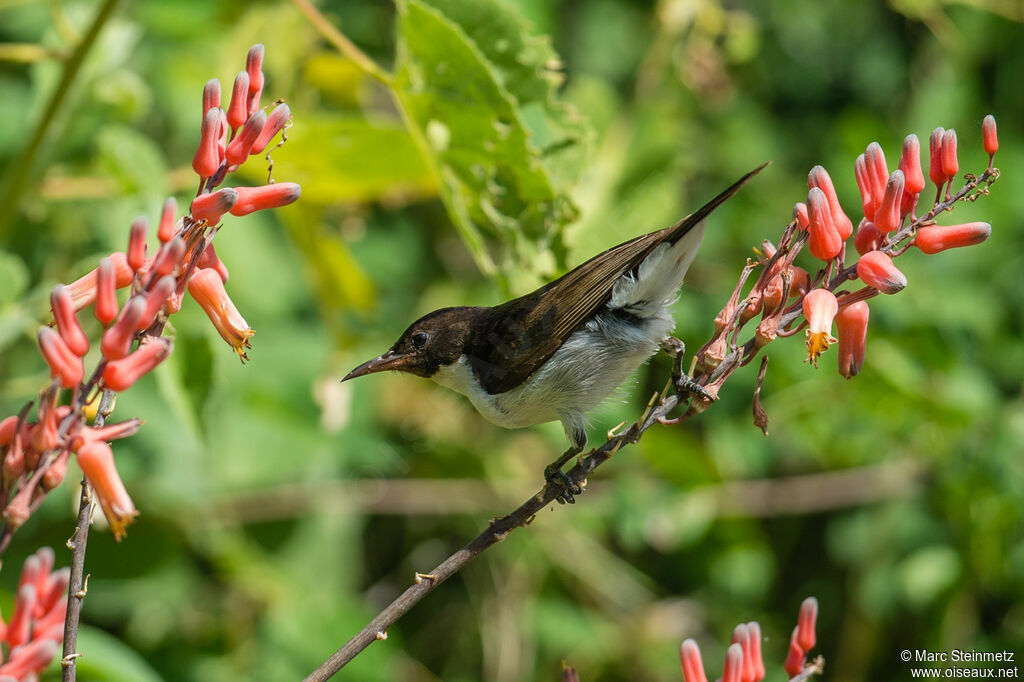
<box><xmin>393</xmin><ymin>0</ymin><xmax>588</xmax><ymax>291</ymax></box>
<box><xmin>240</xmin><ymin>113</ymin><xmax>435</xmax><ymax>205</ymax></box>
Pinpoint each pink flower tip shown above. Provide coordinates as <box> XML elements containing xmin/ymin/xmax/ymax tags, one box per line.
<box><xmin>856</xmin><ymin>250</ymin><xmax>907</xmax><ymax>294</ymax></box>
<box><xmin>229</xmin><ymin>182</ymin><xmax>302</xmax><ymax>216</ymax></box>
<box><xmin>680</xmin><ymin>639</ymin><xmax>708</xmax><ymax>682</ymax></box>
<box><xmin>915</xmin><ymin>222</ymin><xmax>991</xmax><ymax>254</ymax></box>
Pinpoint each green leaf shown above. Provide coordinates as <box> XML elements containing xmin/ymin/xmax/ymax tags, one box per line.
<box><xmin>74</xmin><ymin>625</ymin><xmax>166</xmax><ymax>682</ymax></box>
<box><xmin>393</xmin><ymin>0</ymin><xmax>590</xmax><ymax>290</ymax></box>
<box><xmin>0</xmin><ymin>249</ymin><xmax>29</xmax><ymax>306</ymax></box>
<box><xmin>240</xmin><ymin>113</ymin><xmax>435</xmax><ymax>205</ymax></box>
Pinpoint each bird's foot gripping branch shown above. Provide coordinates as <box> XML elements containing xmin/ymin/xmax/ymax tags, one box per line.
<box><xmin>0</xmin><ymin>44</ymin><xmax>300</xmax><ymax>680</ymax></box>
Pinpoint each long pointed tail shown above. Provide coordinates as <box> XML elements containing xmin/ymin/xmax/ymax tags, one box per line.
<box><xmin>664</xmin><ymin>162</ymin><xmax>769</xmax><ymax>243</ymax></box>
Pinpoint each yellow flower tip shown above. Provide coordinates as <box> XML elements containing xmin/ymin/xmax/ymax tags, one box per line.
<box><xmin>804</xmin><ymin>329</ymin><xmax>837</xmax><ymax>367</ymax></box>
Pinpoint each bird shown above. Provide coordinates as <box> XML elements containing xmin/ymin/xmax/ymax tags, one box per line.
<box><xmin>344</xmin><ymin>163</ymin><xmax>766</xmax><ymax>502</ymax></box>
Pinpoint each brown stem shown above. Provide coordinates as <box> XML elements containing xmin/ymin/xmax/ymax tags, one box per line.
<box><xmin>61</xmin><ymin>389</ymin><xmax>114</xmax><ymax>682</ymax></box>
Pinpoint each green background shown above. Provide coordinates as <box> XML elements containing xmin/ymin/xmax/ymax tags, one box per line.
<box><xmin>0</xmin><ymin>0</ymin><xmax>1021</xmax><ymax>680</ymax></box>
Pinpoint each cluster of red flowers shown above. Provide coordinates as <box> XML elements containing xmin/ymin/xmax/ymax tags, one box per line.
<box><xmin>0</xmin><ymin>44</ymin><xmax>300</xmax><ymax>545</ymax></box>
<box><xmin>680</xmin><ymin>597</ymin><xmax>819</xmax><ymax>682</ymax></box>
<box><xmin>0</xmin><ymin>548</ymin><xmax>69</xmax><ymax>680</ymax></box>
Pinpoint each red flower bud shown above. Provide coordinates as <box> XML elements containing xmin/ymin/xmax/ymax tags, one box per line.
<box><xmin>982</xmin><ymin>114</ymin><xmax>998</xmax><ymax>157</ymax></box>
<box><xmin>190</xmin><ymin>188</ymin><xmax>238</xmax><ymax>224</ymax></box>
<box><xmin>807</xmin><ymin>165</ymin><xmax>852</xmax><ymax>240</ymax></box>
<box><xmin>731</xmin><ymin>624</ymin><xmax>756</xmax><ymax>682</ymax></box>
<box><xmin>784</xmin><ymin>628</ymin><xmax>805</xmax><ymax>677</ymax></box>
<box><xmin>680</xmin><ymin>639</ymin><xmax>708</xmax><ymax>682</ymax></box>
<box><xmin>941</xmin><ymin>128</ymin><xmax>959</xmax><ymax>181</ymax></box>
<box><xmin>29</xmin><ymin>400</ymin><xmax>59</xmax><ymax>453</ymax></box>
<box><xmin>152</xmin><ymin>235</ymin><xmax>186</xmax><ymax>278</ymax></box>
<box><xmin>856</xmin><ymin>250</ymin><xmax>906</xmax><ymax>294</ymax></box>
<box><xmin>197</xmin><ymin>242</ymin><xmax>229</xmax><ymax>282</ymax></box>
<box><xmin>42</xmin><ymin>449</ymin><xmax>69</xmax><ymax>491</ymax></box>
<box><xmin>74</xmin><ymin>440</ymin><xmax>138</xmax><ymax>540</ymax></box>
<box><xmin>0</xmin><ymin>415</ymin><xmax>18</xmax><ymax>446</ymax></box>
<box><xmin>250</xmin><ymin>102</ymin><xmax>291</xmax><ymax>154</ymax></box>
<box><xmin>100</xmin><ymin>296</ymin><xmax>146</xmax><ymax>360</ymax></box>
<box><xmin>138</xmin><ymin>275</ymin><xmax>176</xmax><ymax>330</ymax></box>
<box><xmin>803</xmin><ymin>288</ymin><xmax>838</xmax><ymax>366</ymax></box>
<box><xmin>229</xmin><ymin>182</ymin><xmax>302</xmax><ymax>216</ymax></box>
<box><xmin>158</xmin><ymin>196</ymin><xmax>177</xmax><ymax>244</ymax></box>
<box><xmin>874</xmin><ymin>170</ymin><xmax>905</xmax><ymax>234</ymax></box>
<box><xmin>127</xmin><ymin>216</ymin><xmax>148</xmax><ymax>271</ymax></box>
<box><xmin>854</xmin><ymin>154</ymin><xmax>874</xmax><ymax>221</ymax></box>
<box><xmin>226</xmin><ymin>71</ymin><xmax>250</xmax><ymax>131</ymax></box>
<box><xmin>51</xmin><ymin>285</ymin><xmax>89</xmax><ymax>357</ymax></box>
<box><xmin>746</xmin><ymin>622</ymin><xmax>765</xmax><ymax>681</ymax></box>
<box><xmin>246</xmin><ymin>43</ymin><xmax>265</xmax><ymax>115</ymax></box>
<box><xmin>5</xmin><ymin>584</ymin><xmax>36</xmax><ymax>648</ymax></box>
<box><xmin>202</xmin><ymin>78</ymin><xmax>220</xmax><ymax>117</ymax></box>
<box><xmin>39</xmin><ymin>566</ymin><xmax>70</xmax><ymax>616</ymax></box>
<box><xmin>806</xmin><ymin>187</ymin><xmax>842</xmax><ymax>261</ymax></box>
<box><xmin>928</xmin><ymin>126</ymin><xmax>947</xmax><ymax>188</ymax></box>
<box><xmin>854</xmin><ymin>219</ymin><xmax>882</xmax><ymax>255</ymax></box>
<box><xmin>915</xmin><ymin>222</ymin><xmax>991</xmax><ymax>254</ymax></box>
<box><xmin>837</xmin><ymin>301</ymin><xmax>869</xmax><ymax>379</ymax></box>
<box><xmin>103</xmin><ymin>338</ymin><xmax>172</xmax><ymax>392</ymax></box>
<box><xmin>38</xmin><ymin>326</ymin><xmax>83</xmax><ymax>388</ymax></box>
<box><xmin>793</xmin><ymin>202</ymin><xmax>809</xmax><ymax>230</ymax></box>
<box><xmin>225</xmin><ymin>110</ymin><xmax>266</xmax><ymax>167</ymax></box>
<box><xmin>95</xmin><ymin>257</ymin><xmax>120</xmax><ymax>325</ymax></box>
<box><xmin>865</xmin><ymin>142</ymin><xmax>888</xmax><ymax>218</ymax></box>
<box><xmin>722</xmin><ymin>642</ymin><xmax>743</xmax><ymax>682</ymax></box>
<box><xmin>797</xmin><ymin>596</ymin><xmax>818</xmax><ymax>651</ymax></box>
<box><xmin>0</xmin><ymin>638</ymin><xmax>58</xmax><ymax>679</ymax></box>
<box><xmin>898</xmin><ymin>134</ymin><xmax>925</xmax><ymax>195</ymax></box>
<box><xmin>192</xmin><ymin>108</ymin><xmax>222</xmax><ymax>179</ymax></box>
<box><xmin>67</xmin><ymin>252</ymin><xmax>133</xmax><ymax>311</ymax></box>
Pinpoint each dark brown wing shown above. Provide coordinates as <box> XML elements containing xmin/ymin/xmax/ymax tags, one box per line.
<box><xmin>467</xmin><ymin>163</ymin><xmax>768</xmax><ymax>394</ymax></box>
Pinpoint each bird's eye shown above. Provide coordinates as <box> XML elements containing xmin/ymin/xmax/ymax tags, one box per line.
<box><xmin>411</xmin><ymin>332</ymin><xmax>428</xmax><ymax>348</ymax></box>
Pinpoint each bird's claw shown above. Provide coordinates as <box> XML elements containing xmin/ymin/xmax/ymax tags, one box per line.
<box><xmin>544</xmin><ymin>464</ymin><xmax>582</xmax><ymax>504</ymax></box>
<box><xmin>674</xmin><ymin>373</ymin><xmax>714</xmax><ymax>403</ymax></box>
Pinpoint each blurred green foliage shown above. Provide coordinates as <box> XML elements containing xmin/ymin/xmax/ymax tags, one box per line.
<box><xmin>0</xmin><ymin>0</ymin><xmax>1022</xmax><ymax>680</ymax></box>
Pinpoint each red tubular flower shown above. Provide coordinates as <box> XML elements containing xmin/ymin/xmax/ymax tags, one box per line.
<box><xmin>784</xmin><ymin>628</ymin><xmax>805</xmax><ymax>677</ymax></box>
<box><xmin>806</xmin><ymin>187</ymin><xmax>842</xmax><ymax>261</ymax></box>
<box><xmin>100</xmin><ymin>296</ymin><xmax>146</xmax><ymax>360</ymax></box>
<box><xmin>137</xmin><ymin>275</ymin><xmax>176</xmax><ymax>330</ymax></box>
<box><xmin>74</xmin><ymin>418</ymin><xmax>142</xmax><ymax>446</ymax></box>
<box><xmin>42</xmin><ymin>449</ymin><xmax>69</xmax><ymax>491</ymax></box>
<box><xmin>837</xmin><ymin>301</ymin><xmax>870</xmax><ymax>379</ymax></box>
<box><xmin>854</xmin><ymin>219</ymin><xmax>882</xmax><ymax>255</ymax></box>
<box><xmin>807</xmin><ymin>165</ymin><xmax>852</xmax><ymax>239</ymax></box>
<box><xmin>192</xmin><ymin>108</ymin><xmax>221</xmax><ymax>180</ymax></box>
<box><xmin>722</xmin><ymin>642</ymin><xmax>743</xmax><ymax>682</ymax></box>
<box><xmin>39</xmin><ymin>567</ymin><xmax>70</xmax><ymax>617</ymax></box>
<box><xmin>0</xmin><ymin>415</ymin><xmax>17</xmax><ymax>445</ymax></box>
<box><xmin>680</xmin><ymin>639</ymin><xmax>708</xmax><ymax>682</ymax></box>
<box><xmin>225</xmin><ymin>110</ymin><xmax>267</xmax><ymax>167</ymax></box>
<box><xmin>246</xmin><ymin>43</ymin><xmax>265</xmax><ymax>115</ymax></box>
<box><xmin>928</xmin><ymin>126</ymin><xmax>947</xmax><ymax>188</ymax></box>
<box><xmin>158</xmin><ymin>196</ymin><xmax>177</xmax><ymax>244</ymax></box>
<box><xmin>803</xmin><ymin>288</ymin><xmax>838</xmax><ymax>366</ymax></box>
<box><xmin>95</xmin><ymin>257</ymin><xmax>120</xmax><ymax>325</ymax></box>
<box><xmin>127</xmin><ymin>216</ymin><xmax>148</xmax><ymax>271</ymax></box>
<box><xmin>197</xmin><ymin>242</ymin><xmax>229</xmax><ymax>282</ymax></box>
<box><xmin>251</xmin><ymin>102</ymin><xmax>290</xmax><ymax>154</ymax></box>
<box><xmin>75</xmin><ymin>440</ymin><xmax>138</xmax><ymax>540</ymax></box>
<box><xmin>226</xmin><ymin>71</ymin><xmax>250</xmax><ymax>131</ymax></box>
<box><xmin>856</xmin><ymin>250</ymin><xmax>907</xmax><ymax>294</ymax></box>
<box><xmin>746</xmin><ymin>622</ymin><xmax>765</xmax><ymax>681</ymax></box>
<box><xmin>38</xmin><ymin>327</ymin><xmax>83</xmax><ymax>388</ymax></box>
<box><xmin>874</xmin><ymin>169</ymin><xmax>905</xmax><ymax>234</ymax></box>
<box><xmin>898</xmin><ymin>134</ymin><xmax>924</xmax><ymax>215</ymax></box>
<box><xmin>941</xmin><ymin>128</ymin><xmax>959</xmax><ymax>181</ymax></box>
<box><xmin>0</xmin><ymin>638</ymin><xmax>59</xmax><ymax>679</ymax></box>
<box><xmin>50</xmin><ymin>285</ymin><xmax>89</xmax><ymax>357</ymax></box>
<box><xmin>982</xmin><ymin>114</ymin><xmax>998</xmax><ymax>158</ymax></box>
<box><xmin>792</xmin><ymin>202</ymin><xmax>809</xmax><ymax>230</ymax></box>
<box><xmin>854</xmin><ymin>154</ymin><xmax>873</xmax><ymax>221</ymax></box>
<box><xmin>5</xmin><ymin>583</ymin><xmax>35</xmax><ymax>648</ymax></box>
<box><xmin>190</xmin><ymin>188</ymin><xmax>239</xmax><ymax>224</ymax></box>
<box><xmin>915</xmin><ymin>222</ymin><xmax>991</xmax><ymax>254</ymax></box>
<box><xmin>29</xmin><ymin>397</ymin><xmax>59</xmax><ymax>453</ymax></box>
<box><xmin>152</xmin><ymin>235</ymin><xmax>186</xmax><ymax>278</ymax></box>
<box><xmin>68</xmin><ymin>251</ymin><xmax>133</xmax><ymax>311</ymax></box>
<box><xmin>188</xmin><ymin>268</ymin><xmax>254</xmax><ymax>359</ymax></box>
<box><xmin>102</xmin><ymin>338</ymin><xmax>172</xmax><ymax>392</ymax></box>
<box><xmin>797</xmin><ymin>596</ymin><xmax>818</xmax><ymax>651</ymax></box>
<box><xmin>229</xmin><ymin>182</ymin><xmax>302</xmax><ymax>216</ymax></box>
<box><xmin>731</xmin><ymin>624</ymin><xmax>756</xmax><ymax>682</ymax></box>
<box><xmin>864</xmin><ymin>142</ymin><xmax>888</xmax><ymax>218</ymax></box>
<box><xmin>202</xmin><ymin>78</ymin><xmax>220</xmax><ymax>117</ymax></box>
<box><xmin>788</xmin><ymin>266</ymin><xmax>809</xmax><ymax>299</ymax></box>
<box><xmin>217</xmin><ymin>109</ymin><xmax>229</xmax><ymax>162</ymax></box>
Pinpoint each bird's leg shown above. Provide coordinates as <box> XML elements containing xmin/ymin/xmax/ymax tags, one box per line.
<box><xmin>660</xmin><ymin>336</ymin><xmax>713</xmax><ymax>403</ymax></box>
<box><xmin>543</xmin><ymin>445</ymin><xmax>584</xmax><ymax>505</ymax></box>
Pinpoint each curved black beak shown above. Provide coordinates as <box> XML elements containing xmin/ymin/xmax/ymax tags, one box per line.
<box><xmin>342</xmin><ymin>350</ymin><xmax>413</xmax><ymax>381</ymax></box>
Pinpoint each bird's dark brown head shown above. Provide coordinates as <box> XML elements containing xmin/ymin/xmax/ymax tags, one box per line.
<box><xmin>342</xmin><ymin>306</ymin><xmax>485</xmax><ymax>381</ymax></box>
